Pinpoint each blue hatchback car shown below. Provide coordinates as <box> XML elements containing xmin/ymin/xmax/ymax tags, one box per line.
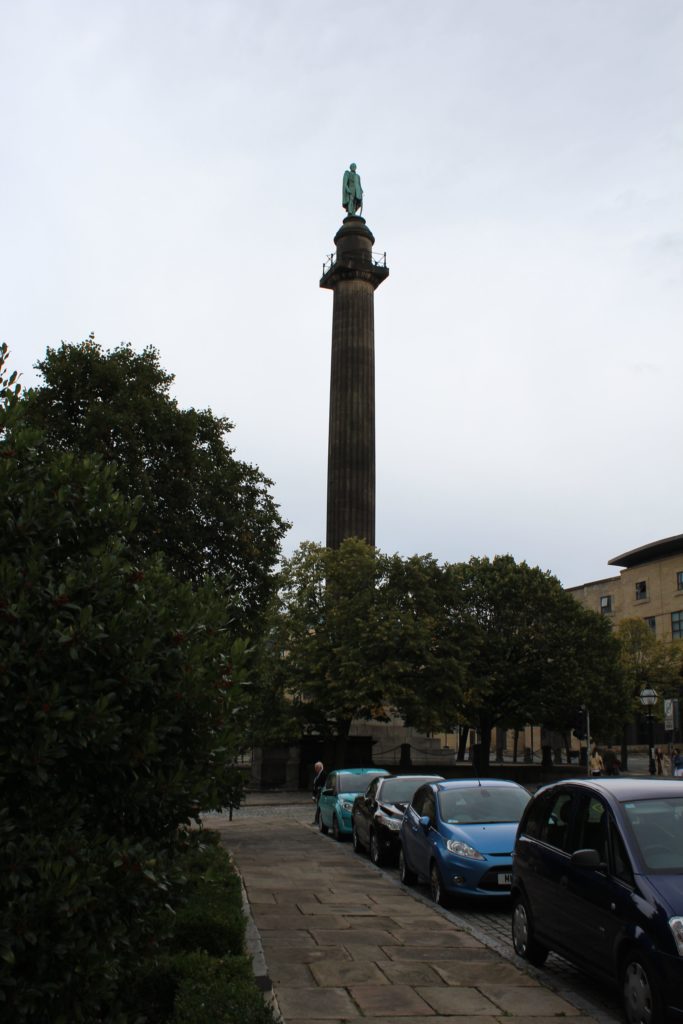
<box><xmin>318</xmin><ymin>768</ymin><xmax>390</xmax><ymax>841</ymax></box>
<box><xmin>398</xmin><ymin>778</ymin><xmax>530</xmax><ymax>905</ymax></box>
<box><xmin>511</xmin><ymin>777</ymin><xmax>683</xmax><ymax>1024</ymax></box>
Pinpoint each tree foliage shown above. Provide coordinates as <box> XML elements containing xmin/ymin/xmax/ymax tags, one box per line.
<box><xmin>21</xmin><ymin>338</ymin><xmax>288</xmax><ymax>627</ymax></box>
<box><xmin>0</xmin><ymin>344</ymin><xmax>254</xmax><ymax>1019</ymax></box>
<box><xmin>615</xmin><ymin>617</ymin><xmax>683</xmax><ymax>715</ymax></box>
<box><xmin>266</xmin><ymin>540</ymin><xmax>391</xmax><ymax>739</ymax></box>
<box><xmin>452</xmin><ymin>556</ymin><xmax>625</xmax><ymax>764</ymax></box>
<box><xmin>265</xmin><ymin>544</ymin><xmax>624</xmax><ymax>771</ymax></box>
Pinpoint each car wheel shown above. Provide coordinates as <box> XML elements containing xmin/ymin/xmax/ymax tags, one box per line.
<box><xmin>369</xmin><ymin>830</ymin><xmax>384</xmax><ymax>866</ymax></box>
<box><xmin>352</xmin><ymin>823</ymin><xmax>363</xmax><ymax>853</ymax></box>
<box><xmin>511</xmin><ymin>892</ymin><xmax>548</xmax><ymax>967</ymax></box>
<box><xmin>332</xmin><ymin>814</ymin><xmax>342</xmax><ymax>841</ymax></box>
<box><xmin>430</xmin><ymin>860</ymin><xmax>451</xmax><ymax>908</ymax></box>
<box><xmin>399</xmin><ymin>847</ymin><xmax>417</xmax><ymax>886</ymax></box>
<box><xmin>621</xmin><ymin>950</ymin><xmax>662</xmax><ymax>1024</ymax></box>
<box><xmin>318</xmin><ymin>814</ymin><xmax>328</xmax><ymax>836</ymax></box>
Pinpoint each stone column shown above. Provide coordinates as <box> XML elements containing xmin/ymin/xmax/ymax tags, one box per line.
<box><xmin>320</xmin><ymin>215</ymin><xmax>389</xmax><ymax>549</ymax></box>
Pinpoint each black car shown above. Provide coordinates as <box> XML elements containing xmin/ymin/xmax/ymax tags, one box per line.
<box><xmin>351</xmin><ymin>774</ymin><xmax>443</xmax><ymax>866</ymax></box>
<box><xmin>511</xmin><ymin>777</ymin><xmax>683</xmax><ymax>1024</ymax></box>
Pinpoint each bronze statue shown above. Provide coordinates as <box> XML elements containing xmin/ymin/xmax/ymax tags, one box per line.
<box><xmin>342</xmin><ymin>163</ymin><xmax>363</xmax><ymax>216</ymax></box>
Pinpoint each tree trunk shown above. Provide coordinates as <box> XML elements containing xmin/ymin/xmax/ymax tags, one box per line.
<box><xmin>333</xmin><ymin>717</ymin><xmax>353</xmax><ymax>767</ymax></box>
<box><xmin>620</xmin><ymin>723</ymin><xmax>629</xmax><ymax>772</ymax></box>
<box><xmin>457</xmin><ymin>727</ymin><xmax>470</xmax><ymax>761</ymax></box>
<box><xmin>477</xmin><ymin>721</ymin><xmax>492</xmax><ymax>773</ymax></box>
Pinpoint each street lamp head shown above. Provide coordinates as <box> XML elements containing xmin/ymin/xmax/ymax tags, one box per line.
<box><xmin>639</xmin><ymin>686</ymin><xmax>658</xmax><ymax>708</ymax></box>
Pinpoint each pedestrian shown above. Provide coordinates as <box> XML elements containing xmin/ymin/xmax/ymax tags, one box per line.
<box><xmin>589</xmin><ymin>744</ymin><xmax>604</xmax><ymax>777</ymax></box>
<box><xmin>312</xmin><ymin>761</ymin><xmax>326</xmax><ymax>824</ymax></box>
<box><xmin>673</xmin><ymin>749</ymin><xmax>683</xmax><ymax>778</ymax></box>
<box><xmin>655</xmin><ymin>747</ymin><xmax>664</xmax><ymax>776</ymax></box>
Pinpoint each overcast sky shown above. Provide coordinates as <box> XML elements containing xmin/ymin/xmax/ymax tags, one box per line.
<box><xmin>2</xmin><ymin>0</ymin><xmax>681</xmax><ymax>587</ymax></box>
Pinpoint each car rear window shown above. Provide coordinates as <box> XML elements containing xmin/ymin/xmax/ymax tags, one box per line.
<box><xmin>438</xmin><ymin>786</ymin><xmax>530</xmax><ymax>824</ymax></box>
<box><xmin>337</xmin><ymin>774</ymin><xmax>378</xmax><ymax>794</ymax></box>
<box><xmin>380</xmin><ymin>778</ymin><xmax>436</xmax><ymax>804</ymax></box>
<box><xmin>622</xmin><ymin>797</ymin><xmax>683</xmax><ymax>872</ymax></box>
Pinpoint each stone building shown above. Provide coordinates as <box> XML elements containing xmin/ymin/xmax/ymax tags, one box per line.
<box><xmin>567</xmin><ymin>533</ymin><xmax>683</xmax><ymax>642</ymax></box>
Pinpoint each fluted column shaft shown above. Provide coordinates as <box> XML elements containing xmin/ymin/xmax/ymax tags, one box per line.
<box><xmin>320</xmin><ymin>216</ymin><xmax>389</xmax><ymax>550</ymax></box>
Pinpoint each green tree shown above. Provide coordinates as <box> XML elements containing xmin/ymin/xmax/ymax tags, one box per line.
<box><xmin>615</xmin><ymin>617</ymin><xmax>683</xmax><ymax>767</ymax></box>
<box><xmin>0</xmin><ymin>344</ymin><xmax>254</xmax><ymax>1019</ymax></box>
<box><xmin>453</xmin><ymin>555</ymin><xmax>624</xmax><ymax>769</ymax></box>
<box><xmin>375</xmin><ymin>554</ymin><xmax>471</xmax><ymax>735</ymax></box>
<box><xmin>266</xmin><ymin>539</ymin><xmax>391</xmax><ymax>746</ymax></box>
<box><xmin>21</xmin><ymin>338</ymin><xmax>288</xmax><ymax>627</ymax></box>
<box><xmin>263</xmin><ymin>541</ymin><xmax>471</xmax><ymax>756</ymax></box>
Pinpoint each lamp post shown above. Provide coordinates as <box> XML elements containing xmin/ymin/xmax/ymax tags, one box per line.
<box><xmin>639</xmin><ymin>686</ymin><xmax>658</xmax><ymax>776</ymax></box>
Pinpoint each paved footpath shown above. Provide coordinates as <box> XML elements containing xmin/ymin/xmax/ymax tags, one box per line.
<box><xmin>210</xmin><ymin>800</ymin><xmax>614</xmax><ymax>1024</ymax></box>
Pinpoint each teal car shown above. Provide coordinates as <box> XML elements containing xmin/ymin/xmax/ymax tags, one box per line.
<box><xmin>318</xmin><ymin>768</ymin><xmax>390</xmax><ymax>841</ymax></box>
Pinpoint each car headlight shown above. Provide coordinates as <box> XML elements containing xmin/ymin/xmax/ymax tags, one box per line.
<box><xmin>340</xmin><ymin>799</ymin><xmax>354</xmax><ymax>811</ymax></box>
<box><xmin>375</xmin><ymin>812</ymin><xmax>400</xmax><ymax>831</ymax></box>
<box><xmin>446</xmin><ymin>839</ymin><xmax>486</xmax><ymax>861</ymax></box>
<box><xmin>670</xmin><ymin>917</ymin><xmax>683</xmax><ymax>956</ymax></box>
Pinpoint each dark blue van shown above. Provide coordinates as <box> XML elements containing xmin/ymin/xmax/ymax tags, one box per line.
<box><xmin>511</xmin><ymin>777</ymin><xmax>683</xmax><ymax>1024</ymax></box>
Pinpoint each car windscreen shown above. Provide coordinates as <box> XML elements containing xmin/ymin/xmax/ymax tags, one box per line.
<box><xmin>380</xmin><ymin>778</ymin><xmax>436</xmax><ymax>804</ymax></box>
<box><xmin>438</xmin><ymin>786</ymin><xmax>530</xmax><ymax>825</ymax></box>
<box><xmin>337</xmin><ymin>774</ymin><xmax>378</xmax><ymax>794</ymax></box>
<box><xmin>622</xmin><ymin>796</ymin><xmax>683</xmax><ymax>872</ymax></box>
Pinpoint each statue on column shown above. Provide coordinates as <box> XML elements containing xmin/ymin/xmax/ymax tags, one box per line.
<box><xmin>342</xmin><ymin>163</ymin><xmax>363</xmax><ymax>216</ymax></box>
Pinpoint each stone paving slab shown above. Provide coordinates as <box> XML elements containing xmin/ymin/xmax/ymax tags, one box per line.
<box><xmin>349</xmin><ymin>984</ymin><xmax>435</xmax><ymax>1016</ymax></box>
<box><xmin>309</xmin><ymin>962</ymin><xmax>391</xmax><ymax>987</ymax></box>
<box><xmin>217</xmin><ymin>816</ymin><xmax>608</xmax><ymax>1023</ymax></box>
<box><xmin>416</xmin><ymin>985</ymin><xmax>500</xmax><ymax>1015</ymax></box>
<box><xmin>276</xmin><ymin>986</ymin><xmax>360</xmax><ymax>1019</ymax></box>
<box><xmin>478</xmin><ymin>984</ymin><xmax>583</xmax><ymax>1016</ymax></box>
<box><xmin>432</xmin><ymin>962</ymin><xmax>538</xmax><ymax>987</ymax></box>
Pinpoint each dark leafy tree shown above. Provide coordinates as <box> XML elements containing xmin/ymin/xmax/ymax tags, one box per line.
<box><xmin>615</xmin><ymin>617</ymin><xmax>683</xmax><ymax>768</ymax></box>
<box><xmin>374</xmin><ymin>554</ymin><xmax>472</xmax><ymax>734</ymax></box>
<box><xmin>263</xmin><ymin>541</ymin><xmax>471</xmax><ymax>753</ymax></box>
<box><xmin>0</xmin><ymin>344</ymin><xmax>254</xmax><ymax>1019</ymax></box>
<box><xmin>453</xmin><ymin>555</ymin><xmax>625</xmax><ymax>769</ymax></box>
<box><xmin>267</xmin><ymin>539</ymin><xmax>391</xmax><ymax>744</ymax></box>
<box><xmin>22</xmin><ymin>337</ymin><xmax>288</xmax><ymax>627</ymax></box>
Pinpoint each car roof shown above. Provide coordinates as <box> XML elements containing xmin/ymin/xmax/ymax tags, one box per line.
<box><xmin>535</xmin><ymin>777</ymin><xmax>683</xmax><ymax>802</ymax></box>
<box><xmin>378</xmin><ymin>774</ymin><xmax>444</xmax><ymax>784</ymax></box>
<box><xmin>433</xmin><ymin>778</ymin><xmax>527</xmax><ymax>792</ymax></box>
<box><xmin>332</xmin><ymin>767</ymin><xmax>390</xmax><ymax>776</ymax></box>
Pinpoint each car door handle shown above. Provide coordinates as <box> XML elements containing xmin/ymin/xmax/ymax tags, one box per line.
<box><xmin>610</xmin><ymin>902</ymin><xmax>616</xmax><ymax>912</ymax></box>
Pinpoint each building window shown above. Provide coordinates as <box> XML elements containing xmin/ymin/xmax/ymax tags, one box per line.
<box><xmin>645</xmin><ymin>617</ymin><xmax>656</xmax><ymax>635</ymax></box>
<box><xmin>673</xmin><ymin>611</ymin><xmax>683</xmax><ymax>641</ymax></box>
<box><xmin>600</xmin><ymin>595</ymin><xmax>613</xmax><ymax>614</ymax></box>
<box><xmin>677</xmin><ymin>571</ymin><xmax>683</xmax><ymax>591</ymax></box>
<box><xmin>635</xmin><ymin>581</ymin><xmax>648</xmax><ymax>601</ymax></box>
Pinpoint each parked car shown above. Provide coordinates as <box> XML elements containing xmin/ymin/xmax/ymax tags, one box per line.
<box><xmin>352</xmin><ymin>774</ymin><xmax>444</xmax><ymax>866</ymax></box>
<box><xmin>511</xmin><ymin>777</ymin><xmax>683</xmax><ymax>1024</ymax></box>
<box><xmin>398</xmin><ymin>778</ymin><xmax>530</xmax><ymax>905</ymax></box>
<box><xmin>318</xmin><ymin>768</ymin><xmax>390</xmax><ymax>841</ymax></box>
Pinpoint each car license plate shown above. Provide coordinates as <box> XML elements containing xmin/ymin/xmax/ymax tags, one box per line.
<box><xmin>498</xmin><ymin>872</ymin><xmax>512</xmax><ymax>886</ymax></box>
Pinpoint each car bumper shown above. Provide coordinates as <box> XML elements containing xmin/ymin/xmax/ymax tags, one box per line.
<box><xmin>437</xmin><ymin>852</ymin><xmax>514</xmax><ymax>897</ymax></box>
<box><xmin>657</xmin><ymin>950</ymin><xmax>683</xmax><ymax>1020</ymax></box>
<box><xmin>374</xmin><ymin>822</ymin><xmax>402</xmax><ymax>858</ymax></box>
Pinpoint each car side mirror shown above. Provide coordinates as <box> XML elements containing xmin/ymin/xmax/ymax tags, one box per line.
<box><xmin>419</xmin><ymin>815</ymin><xmax>431</xmax><ymax>830</ymax></box>
<box><xmin>571</xmin><ymin>848</ymin><xmax>603</xmax><ymax>870</ymax></box>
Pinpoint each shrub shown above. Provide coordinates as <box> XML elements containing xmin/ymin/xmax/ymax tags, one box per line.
<box><xmin>0</xmin><ymin>345</ymin><xmax>254</xmax><ymax>1019</ymax></box>
<box><xmin>171</xmin><ymin>953</ymin><xmax>274</xmax><ymax>1024</ymax></box>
